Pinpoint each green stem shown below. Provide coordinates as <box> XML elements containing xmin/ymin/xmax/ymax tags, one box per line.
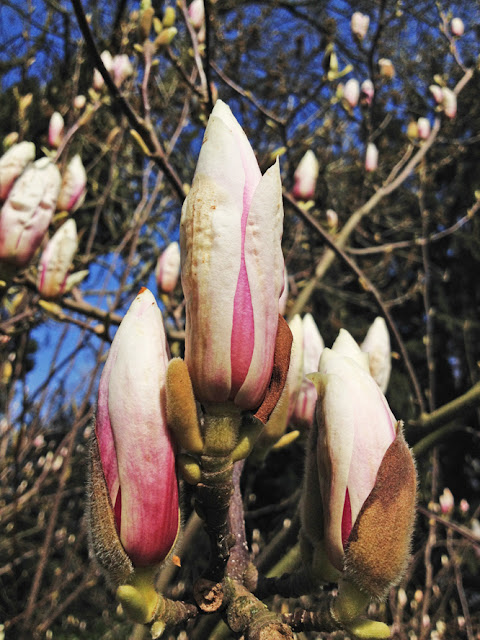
<box><xmin>412</xmin><ymin>422</ymin><xmax>465</xmax><ymax>457</ymax></box>
<box><xmin>412</xmin><ymin>381</ymin><xmax>480</xmax><ymax>431</ymax></box>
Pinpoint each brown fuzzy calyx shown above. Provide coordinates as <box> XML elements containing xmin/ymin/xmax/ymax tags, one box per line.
<box><xmin>344</xmin><ymin>431</ymin><xmax>417</xmax><ymax>599</ymax></box>
<box><xmin>87</xmin><ymin>432</ymin><xmax>134</xmax><ymax>587</ymax></box>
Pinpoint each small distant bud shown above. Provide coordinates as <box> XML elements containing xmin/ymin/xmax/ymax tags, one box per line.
<box><xmin>93</xmin><ymin>50</ymin><xmax>113</xmax><ymax>90</ymax></box>
<box><xmin>154</xmin><ymin>26</ymin><xmax>178</xmax><ymax>48</ymax></box>
<box><xmin>365</xmin><ymin>142</ymin><xmax>378</xmax><ymax>172</ymax></box>
<box><xmin>293</xmin><ymin>150</ymin><xmax>319</xmax><ymax>201</ymax></box>
<box><xmin>162</xmin><ymin>6</ymin><xmax>176</xmax><ymax>28</ymax></box>
<box><xmin>360</xmin><ymin>79</ymin><xmax>374</xmax><ymax>106</ymax></box>
<box><xmin>439</xmin><ymin>487</ymin><xmax>454</xmax><ymax>515</ymax></box>
<box><xmin>407</xmin><ymin>121</ymin><xmax>418</xmax><ymax>139</ymax></box>
<box><xmin>112</xmin><ymin>54</ymin><xmax>134</xmax><ymax>88</ymax></box>
<box><xmin>326</xmin><ymin>208</ymin><xmax>338</xmax><ymax>230</ymax></box>
<box><xmin>441</xmin><ymin>87</ymin><xmax>457</xmax><ymax>119</ymax></box>
<box><xmin>417</xmin><ymin>117</ymin><xmax>431</xmax><ymax>140</ymax></box>
<box><xmin>351</xmin><ymin>12</ymin><xmax>370</xmax><ymax>40</ymax></box>
<box><xmin>37</xmin><ymin>220</ymin><xmax>78</xmax><ymax>299</ymax></box>
<box><xmin>361</xmin><ymin>317</ymin><xmax>391</xmax><ymax>393</ymax></box>
<box><xmin>451</xmin><ymin>17</ymin><xmax>464</xmax><ymax>37</ymax></box>
<box><xmin>379</xmin><ymin>58</ymin><xmax>395</xmax><ymax>79</ymax></box>
<box><xmin>344</xmin><ymin>78</ymin><xmax>360</xmax><ymax>108</ymax></box>
<box><xmin>48</xmin><ymin>112</ymin><xmax>64</xmax><ymax>148</ymax></box>
<box><xmin>397</xmin><ymin>588</ymin><xmax>408</xmax><ymax>607</ymax></box>
<box><xmin>188</xmin><ymin>0</ymin><xmax>204</xmax><ymax>30</ymax></box>
<box><xmin>429</xmin><ymin>84</ymin><xmax>444</xmax><ymax>104</ymax></box>
<box><xmin>57</xmin><ymin>155</ymin><xmax>87</xmax><ymax>212</ymax></box>
<box><xmin>414</xmin><ymin>589</ymin><xmax>423</xmax><ymax>603</ymax></box>
<box><xmin>459</xmin><ymin>499</ymin><xmax>469</xmax><ymax>513</ymax></box>
<box><xmin>74</xmin><ymin>95</ymin><xmax>87</xmax><ymax>110</ymax></box>
<box><xmin>155</xmin><ymin>241</ymin><xmax>180</xmax><ymax>294</ymax></box>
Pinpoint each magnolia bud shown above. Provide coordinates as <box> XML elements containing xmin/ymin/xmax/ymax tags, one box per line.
<box><xmin>417</xmin><ymin>117</ymin><xmax>431</xmax><ymax>140</ymax></box>
<box><xmin>112</xmin><ymin>54</ymin><xmax>134</xmax><ymax>87</ymax></box>
<box><xmin>361</xmin><ymin>317</ymin><xmax>391</xmax><ymax>393</ymax></box>
<box><xmin>155</xmin><ymin>241</ymin><xmax>180</xmax><ymax>294</ymax></box>
<box><xmin>74</xmin><ymin>95</ymin><xmax>87</xmax><ymax>110</ymax></box>
<box><xmin>37</xmin><ymin>219</ymin><xmax>78</xmax><ymax>299</ymax></box>
<box><xmin>326</xmin><ymin>208</ymin><xmax>338</xmax><ymax>230</ymax></box>
<box><xmin>93</xmin><ymin>50</ymin><xmax>113</xmax><ymax>90</ymax></box>
<box><xmin>292</xmin><ymin>150</ymin><xmax>319</xmax><ymax>201</ymax></box>
<box><xmin>451</xmin><ymin>17</ymin><xmax>464</xmax><ymax>37</ymax></box>
<box><xmin>365</xmin><ymin>142</ymin><xmax>378</xmax><ymax>172</ymax></box>
<box><xmin>188</xmin><ymin>0</ymin><xmax>204</xmax><ymax>30</ymax></box>
<box><xmin>57</xmin><ymin>155</ymin><xmax>87</xmax><ymax>212</ymax></box>
<box><xmin>379</xmin><ymin>58</ymin><xmax>395</xmax><ymax>79</ymax></box>
<box><xmin>344</xmin><ymin>78</ymin><xmax>360</xmax><ymax>108</ymax></box>
<box><xmin>0</xmin><ymin>141</ymin><xmax>36</xmax><ymax>201</ymax></box>
<box><xmin>429</xmin><ymin>84</ymin><xmax>444</xmax><ymax>104</ymax></box>
<box><xmin>442</xmin><ymin>88</ymin><xmax>457</xmax><ymax>119</ymax></box>
<box><xmin>48</xmin><ymin>112</ymin><xmax>64</xmax><ymax>148</ymax></box>
<box><xmin>439</xmin><ymin>487</ymin><xmax>454</xmax><ymax>515</ymax></box>
<box><xmin>351</xmin><ymin>12</ymin><xmax>369</xmax><ymax>40</ymax></box>
<box><xmin>360</xmin><ymin>79</ymin><xmax>374</xmax><ymax>106</ymax></box>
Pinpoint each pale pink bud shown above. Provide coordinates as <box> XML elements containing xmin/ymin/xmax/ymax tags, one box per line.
<box><xmin>188</xmin><ymin>0</ymin><xmax>205</xmax><ymax>30</ymax></box>
<box><xmin>351</xmin><ymin>12</ymin><xmax>370</xmax><ymax>40</ymax></box>
<box><xmin>429</xmin><ymin>84</ymin><xmax>444</xmax><ymax>104</ymax></box>
<box><xmin>326</xmin><ymin>208</ymin><xmax>338</xmax><ymax>229</ymax></box>
<box><xmin>379</xmin><ymin>58</ymin><xmax>395</xmax><ymax>79</ymax></box>
<box><xmin>155</xmin><ymin>241</ymin><xmax>181</xmax><ymax>294</ymax></box>
<box><xmin>37</xmin><ymin>219</ymin><xmax>78</xmax><ymax>298</ymax></box>
<box><xmin>344</xmin><ymin>78</ymin><xmax>360</xmax><ymax>108</ymax></box>
<box><xmin>111</xmin><ymin>54</ymin><xmax>134</xmax><ymax>88</ymax></box>
<box><xmin>96</xmin><ymin>288</ymin><xmax>179</xmax><ymax>566</ymax></box>
<box><xmin>48</xmin><ymin>112</ymin><xmax>64</xmax><ymax>148</ymax></box>
<box><xmin>278</xmin><ymin>267</ymin><xmax>289</xmax><ymax>315</ymax></box>
<box><xmin>285</xmin><ymin>315</ymin><xmax>304</xmax><ymax>418</ymax></box>
<box><xmin>0</xmin><ymin>141</ymin><xmax>35</xmax><ymax>201</ymax></box>
<box><xmin>57</xmin><ymin>155</ymin><xmax>87</xmax><ymax>212</ymax></box>
<box><xmin>93</xmin><ymin>50</ymin><xmax>113</xmax><ymax>90</ymax></box>
<box><xmin>361</xmin><ymin>317</ymin><xmax>391</xmax><ymax>393</ymax></box>
<box><xmin>291</xmin><ymin>313</ymin><xmax>324</xmax><ymax>430</ymax></box>
<box><xmin>442</xmin><ymin>87</ymin><xmax>457</xmax><ymax>119</ymax></box>
<box><xmin>315</xmin><ymin>346</ymin><xmax>398</xmax><ymax>572</ymax></box>
<box><xmin>0</xmin><ymin>158</ymin><xmax>61</xmax><ymax>267</ymax></box>
<box><xmin>439</xmin><ymin>487</ymin><xmax>454</xmax><ymax>515</ymax></box>
<box><xmin>332</xmin><ymin>328</ymin><xmax>369</xmax><ymax>371</ymax></box>
<box><xmin>74</xmin><ymin>95</ymin><xmax>86</xmax><ymax>110</ymax></box>
<box><xmin>417</xmin><ymin>117</ymin><xmax>431</xmax><ymax>140</ymax></box>
<box><xmin>292</xmin><ymin>150</ymin><xmax>319</xmax><ymax>201</ymax></box>
<box><xmin>451</xmin><ymin>18</ymin><xmax>464</xmax><ymax>37</ymax></box>
<box><xmin>181</xmin><ymin>100</ymin><xmax>284</xmax><ymax>410</ymax></box>
<box><xmin>360</xmin><ymin>79</ymin><xmax>374</xmax><ymax>106</ymax></box>
<box><xmin>365</xmin><ymin>142</ymin><xmax>378</xmax><ymax>172</ymax></box>
<box><xmin>459</xmin><ymin>499</ymin><xmax>469</xmax><ymax>513</ymax></box>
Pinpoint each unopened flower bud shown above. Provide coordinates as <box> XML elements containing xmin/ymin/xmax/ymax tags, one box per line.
<box><xmin>351</xmin><ymin>12</ymin><xmax>370</xmax><ymax>40</ymax></box>
<box><xmin>361</xmin><ymin>317</ymin><xmax>391</xmax><ymax>393</ymax></box>
<box><xmin>155</xmin><ymin>241</ymin><xmax>180</xmax><ymax>294</ymax></box>
<box><xmin>57</xmin><ymin>155</ymin><xmax>87</xmax><ymax>212</ymax></box>
<box><xmin>442</xmin><ymin>87</ymin><xmax>457</xmax><ymax>119</ymax></box>
<box><xmin>292</xmin><ymin>150</ymin><xmax>319</xmax><ymax>201</ymax></box>
<box><xmin>429</xmin><ymin>84</ymin><xmax>444</xmax><ymax>104</ymax></box>
<box><xmin>0</xmin><ymin>141</ymin><xmax>36</xmax><ymax>201</ymax></box>
<box><xmin>360</xmin><ymin>79</ymin><xmax>374</xmax><ymax>106</ymax></box>
<box><xmin>344</xmin><ymin>78</ymin><xmax>360</xmax><ymax>108</ymax></box>
<box><xmin>37</xmin><ymin>219</ymin><xmax>78</xmax><ymax>299</ymax></box>
<box><xmin>459</xmin><ymin>499</ymin><xmax>469</xmax><ymax>514</ymax></box>
<box><xmin>74</xmin><ymin>95</ymin><xmax>87</xmax><ymax>110</ymax></box>
<box><xmin>112</xmin><ymin>54</ymin><xmax>134</xmax><ymax>88</ymax></box>
<box><xmin>188</xmin><ymin>0</ymin><xmax>204</xmax><ymax>30</ymax></box>
<box><xmin>48</xmin><ymin>112</ymin><xmax>64</xmax><ymax>148</ymax></box>
<box><xmin>365</xmin><ymin>142</ymin><xmax>378</xmax><ymax>172</ymax></box>
<box><xmin>93</xmin><ymin>50</ymin><xmax>113</xmax><ymax>90</ymax></box>
<box><xmin>439</xmin><ymin>487</ymin><xmax>454</xmax><ymax>515</ymax></box>
<box><xmin>379</xmin><ymin>58</ymin><xmax>395</xmax><ymax>79</ymax></box>
<box><xmin>417</xmin><ymin>117</ymin><xmax>431</xmax><ymax>140</ymax></box>
<box><xmin>0</xmin><ymin>158</ymin><xmax>61</xmax><ymax>267</ymax></box>
<box><xmin>326</xmin><ymin>208</ymin><xmax>338</xmax><ymax>230</ymax></box>
<box><xmin>451</xmin><ymin>17</ymin><xmax>464</xmax><ymax>37</ymax></box>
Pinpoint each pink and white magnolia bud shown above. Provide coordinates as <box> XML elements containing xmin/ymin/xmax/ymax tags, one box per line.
<box><xmin>326</xmin><ymin>208</ymin><xmax>338</xmax><ymax>229</ymax></box>
<box><xmin>291</xmin><ymin>313</ymin><xmax>324</xmax><ymax>430</ymax></box>
<box><xmin>48</xmin><ymin>112</ymin><xmax>64</xmax><ymax>148</ymax></box>
<box><xmin>278</xmin><ymin>267</ymin><xmax>289</xmax><ymax>315</ymax></box>
<box><xmin>360</xmin><ymin>79</ymin><xmax>374</xmax><ymax>106</ymax></box>
<box><xmin>439</xmin><ymin>488</ymin><xmax>454</xmax><ymax>515</ymax></box>
<box><xmin>93</xmin><ymin>50</ymin><xmax>113</xmax><ymax>90</ymax></box>
<box><xmin>417</xmin><ymin>117</ymin><xmax>431</xmax><ymax>140</ymax></box>
<box><xmin>293</xmin><ymin>150</ymin><xmax>319</xmax><ymax>201</ymax></box>
<box><xmin>332</xmin><ymin>328</ymin><xmax>369</xmax><ymax>370</ymax></box>
<box><xmin>0</xmin><ymin>158</ymin><xmax>61</xmax><ymax>267</ymax></box>
<box><xmin>312</xmin><ymin>345</ymin><xmax>416</xmax><ymax>597</ymax></box>
<box><xmin>429</xmin><ymin>84</ymin><xmax>444</xmax><ymax>104</ymax></box>
<box><xmin>459</xmin><ymin>499</ymin><xmax>469</xmax><ymax>514</ymax></box>
<box><xmin>37</xmin><ymin>219</ymin><xmax>78</xmax><ymax>298</ymax></box>
<box><xmin>155</xmin><ymin>241</ymin><xmax>181</xmax><ymax>294</ymax></box>
<box><xmin>379</xmin><ymin>58</ymin><xmax>395</xmax><ymax>79</ymax></box>
<box><xmin>451</xmin><ymin>17</ymin><xmax>464</xmax><ymax>37</ymax></box>
<box><xmin>57</xmin><ymin>155</ymin><xmax>87</xmax><ymax>212</ymax></box>
<box><xmin>95</xmin><ymin>288</ymin><xmax>179</xmax><ymax>567</ymax></box>
<box><xmin>181</xmin><ymin>100</ymin><xmax>284</xmax><ymax>410</ymax></box>
<box><xmin>344</xmin><ymin>78</ymin><xmax>360</xmax><ymax>108</ymax></box>
<box><xmin>188</xmin><ymin>0</ymin><xmax>205</xmax><ymax>30</ymax></box>
<box><xmin>361</xmin><ymin>317</ymin><xmax>391</xmax><ymax>393</ymax></box>
<box><xmin>112</xmin><ymin>54</ymin><xmax>134</xmax><ymax>88</ymax></box>
<box><xmin>442</xmin><ymin>87</ymin><xmax>457</xmax><ymax>119</ymax></box>
<box><xmin>0</xmin><ymin>141</ymin><xmax>36</xmax><ymax>201</ymax></box>
<box><xmin>74</xmin><ymin>95</ymin><xmax>87</xmax><ymax>110</ymax></box>
<box><xmin>351</xmin><ymin>12</ymin><xmax>369</xmax><ymax>40</ymax></box>
<box><xmin>365</xmin><ymin>142</ymin><xmax>378</xmax><ymax>172</ymax></box>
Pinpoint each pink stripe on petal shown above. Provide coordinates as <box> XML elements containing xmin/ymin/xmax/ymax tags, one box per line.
<box><xmin>341</xmin><ymin>487</ymin><xmax>352</xmax><ymax>548</ymax></box>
